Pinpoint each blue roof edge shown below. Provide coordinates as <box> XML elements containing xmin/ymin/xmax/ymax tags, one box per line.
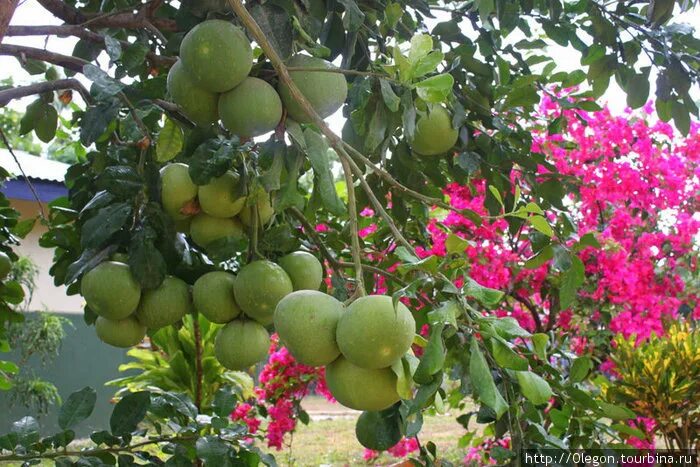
<box><xmin>2</xmin><ymin>179</ymin><xmax>68</xmax><ymax>203</ymax></box>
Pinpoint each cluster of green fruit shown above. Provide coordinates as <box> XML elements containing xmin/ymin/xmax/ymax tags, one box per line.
<box><xmin>167</xmin><ymin>19</ymin><xmax>348</xmax><ymax>136</ymax></box>
<box><xmin>160</xmin><ymin>162</ymin><xmax>268</xmax><ymax>249</ymax></box>
<box><xmin>274</xmin><ymin>292</ymin><xmax>416</xmax><ymax>412</ymax></box>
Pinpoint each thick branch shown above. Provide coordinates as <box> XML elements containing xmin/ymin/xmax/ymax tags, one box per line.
<box><xmin>5</xmin><ymin>25</ymin><xmax>176</xmax><ymax>66</ymax></box>
<box><xmin>36</xmin><ymin>0</ymin><xmax>86</xmax><ymax>24</ymax></box>
<box><xmin>0</xmin><ymin>0</ymin><xmax>19</xmax><ymax>44</ymax></box>
<box><xmin>0</xmin><ymin>79</ymin><xmax>91</xmax><ymax>106</ymax></box>
<box><xmin>510</xmin><ymin>292</ymin><xmax>543</xmax><ymax>333</ymax></box>
<box><xmin>0</xmin><ymin>44</ymin><xmax>87</xmax><ymax>73</ymax></box>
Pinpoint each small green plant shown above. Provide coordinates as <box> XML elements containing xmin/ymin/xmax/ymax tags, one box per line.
<box><xmin>604</xmin><ymin>321</ymin><xmax>700</xmax><ymax>451</ymax></box>
<box><xmin>107</xmin><ymin>313</ymin><xmax>254</xmax><ymax>412</ymax></box>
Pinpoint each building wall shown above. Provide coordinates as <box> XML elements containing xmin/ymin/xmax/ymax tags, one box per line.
<box><xmin>10</xmin><ymin>198</ymin><xmax>83</xmax><ymax>314</ymax></box>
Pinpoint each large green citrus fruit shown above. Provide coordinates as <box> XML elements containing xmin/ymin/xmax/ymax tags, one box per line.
<box><xmin>273</xmin><ymin>290</ymin><xmax>343</xmax><ymax>366</ymax></box>
<box><xmin>166</xmin><ymin>60</ymin><xmax>218</xmax><ymax>127</ymax></box>
<box><xmin>190</xmin><ymin>213</ymin><xmax>244</xmax><ymax>249</ymax></box>
<box><xmin>219</xmin><ymin>77</ymin><xmax>283</xmax><ymax>138</ymax></box>
<box><xmin>160</xmin><ymin>163</ymin><xmax>198</xmax><ymax>221</ymax></box>
<box><xmin>278</xmin><ymin>54</ymin><xmax>348</xmax><ymax>123</ymax></box>
<box><xmin>198</xmin><ymin>171</ymin><xmax>246</xmax><ymax>218</ymax></box>
<box><xmin>0</xmin><ymin>252</ymin><xmax>12</xmax><ymax>280</ymax></box>
<box><xmin>278</xmin><ymin>251</ymin><xmax>323</xmax><ymax>291</ymax></box>
<box><xmin>81</xmin><ymin>261</ymin><xmax>141</xmax><ymax>320</ymax></box>
<box><xmin>135</xmin><ymin>276</ymin><xmax>192</xmax><ymax>329</ymax></box>
<box><xmin>355</xmin><ymin>410</ymin><xmax>402</xmax><ymax>451</ymax></box>
<box><xmin>238</xmin><ymin>192</ymin><xmax>274</xmax><ymax>227</ymax></box>
<box><xmin>233</xmin><ymin>260</ymin><xmax>292</xmax><ymax>325</ymax></box>
<box><xmin>336</xmin><ymin>295</ymin><xmax>415</xmax><ymax>369</ymax></box>
<box><xmin>410</xmin><ymin>106</ymin><xmax>459</xmax><ymax>156</ymax></box>
<box><xmin>179</xmin><ymin>20</ymin><xmax>252</xmax><ymax>92</ymax></box>
<box><xmin>325</xmin><ymin>356</ymin><xmax>400</xmax><ymax>411</ymax></box>
<box><xmin>214</xmin><ymin>319</ymin><xmax>270</xmax><ymax>370</ymax></box>
<box><xmin>193</xmin><ymin>271</ymin><xmax>241</xmax><ymax>324</ymax></box>
<box><xmin>95</xmin><ymin>316</ymin><xmax>146</xmax><ymax>348</ymax></box>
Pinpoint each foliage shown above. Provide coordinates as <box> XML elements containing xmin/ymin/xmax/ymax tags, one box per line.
<box><xmin>0</xmin><ymin>385</ymin><xmax>275</xmax><ymax>466</ymax></box>
<box><xmin>0</xmin><ymin>0</ymin><xmax>699</xmax><ymax>463</ymax></box>
<box><xmin>603</xmin><ymin>320</ymin><xmax>700</xmax><ymax>451</ymax></box>
<box><xmin>107</xmin><ymin>314</ymin><xmax>255</xmax><ymax>411</ymax></box>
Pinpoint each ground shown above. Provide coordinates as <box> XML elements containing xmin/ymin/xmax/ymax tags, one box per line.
<box><xmin>282</xmin><ymin>396</ymin><xmax>468</xmax><ymax>466</ymax></box>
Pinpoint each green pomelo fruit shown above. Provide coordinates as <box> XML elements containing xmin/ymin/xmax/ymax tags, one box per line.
<box><xmin>160</xmin><ymin>163</ymin><xmax>198</xmax><ymax>221</ymax></box>
<box><xmin>233</xmin><ymin>260</ymin><xmax>292</xmax><ymax>325</ymax></box>
<box><xmin>95</xmin><ymin>316</ymin><xmax>146</xmax><ymax>348</ymax></box>
<box><xmin>166</xmin><ymin>60</ymin><xmax>219</xmax><ymax>127</ymax></box>
<box><xmin>278</xmin><ymin>54</ymin><xmax>348</xmax><ymax>123</ymax></box>
<box><xmin>355</xmin><ymin>410</ymin><xmax>402</xmax><ymax>451</ymax></box>
<box><xmin>273</xmin><ymin>290</ymin><xmax>343</xmax><ymax>366</ymax></box>
<box><xmin>81</xmin><ymin>261</ymin><xmax>141</xmax><ymax>320</ymax></box>
<box><xmin>278</xmin><ymin>251</ymin><xmax>323</xmax><ymax>291</ymax></box>
<box><xmin>410</xmin><ymin>106</ymin><xmax>459</xmax><ymax>156</ymax></box>
<box><xmin>239</xmin><ymin>193</ymin><xmax>274</xmax><ymax>227</ymax></box>
<box><xmin>198</xmin><ymin>171</ymin><xmax>246</xmax><ymax>218</ymax></box>
<box><xmin>193</xmin><ymin>271</ymin><xmax>241</xmax><ymax>324</ymax></box>
<box><xmin>190</xmin><ymin>214</ymin><xmax>244</xmax><ymax>249</ymax></box>
<box><xmin>135</xmin><ymin>276</ymin><xmax>192</xmax><ymax>329</ymax></box>
<box><xmin>325</xmin><ymin>356</ymin><xmax>400</xmax><ymax>411</ymax></box>
<box><xmin>0</xmin><ymin>252</ymin><xmax>12</xmax><ymax>280</ymax></box>
<box><xmin>336</xmin><ymin>295</ymin><xmax>415</xmax><ymax>369</ymax></box>
<box><xmin>214</xmin><ymin>319</ymin><xmax>270</xmax><ymax>370</ymax></box>
<box><xmin>179</xmin><ymin>20</ymin><xmax>252</xmax><ymax>92</ymax></box>
<box><xmin>219</xmin><ymin>77</ymin><xmax>283</xmax><ymax>138</ymax></box>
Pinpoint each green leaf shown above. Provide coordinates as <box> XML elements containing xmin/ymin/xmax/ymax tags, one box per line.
<box><xmin>379</xmin><ymin>80</ymin><xmax>400</xmax><ymax>112</ymax></box>
<box><xmin>427</xmin><ymin>300</ymin><xmax>460</xmax><ymax>328</ymax></box>
<box><xmin>569</xmin><ymin>356</ymin><xmax>592</xmax><ymax>383</ymax></box>
<box><xmin>516</xmin><ymin>371</ymin><xmax>552</xmax><ymax>405</ymax></box>
<box><xmin>11</xmin><ymin>416</ymin><xmax>40</xmax><ymax>447</ymax></box>
<box><xmin>598</xmin><ymin>402</ymin><xmax>635</xmax><ymax>420</ymax></box>
<box><xmin>524</xmin><ymin>245</ymin><xmax>553</xmax><ymax>269</ymax></box>
<box><xmin>188</xmin><ymin>139</ymin><xmax>239</xmax><ymax>185</ymax></box>
<box><xmin>626</xmin><ymin>74</ymin><xmax>650</xmax><ymax>109</ymax></box>
<box><xmin>83</xmin><ymin>64</ymin><xmax>124</xmax><ymax>96</ymax></box>
<box><xmin>80</xmin><ymin>99</ymin><xmax>121</xmax><ymax>146</ymax></box>
<box><xmin>80</xmin><ymin>203</ymin><xmax>132</xmax><ymax>249</ymax></box>
<box><xmin>384</xmin><ymin>2</ymin><xmax>402</xmax><ymax>28</ymax></box>
<box><xmin>156</xmin><ymin>117</ymin><xmax>184</xmax><ymax>162</ymax></box>
<box><xmin>391</xmin><ymin>356</ymin><xmax>415</xmax><ymax>399</ymax></box>
<box><xmin>491</xmin><ymin>317</ymin><xmax>531</xmax><ymax>338</ymax></box>
<box><xmin>469</xmin><ymin>339</ymin><xmax>508</xmax><ymax>419</ymax></box>
<box><xmin>58</xmin><ymin>387</ymin><xmax>97</xmax><ymax>430</ymax></box>
<box><xmin>128</xmin><ymin>226</ymin><xmax>167</xmax><ymax>289</ymax></box>
<box><xmin>401</xmin><ymin>90</ymin><xmax>416</xmax><ymax>140</ymax></box>
<box><xmin>492</xmin><ymin>339</ymin><xmax>528</xmax><ymax>371</ymax></box>
<box><xmin>304</xmin><ymin>129</ymin><xmax>345</xmax><ymax>215</ymax></box>
<box><xmin>488</xmin><ymin>185</ymin><xmax>504</xmax><ymax>208</ymax></box>
<box><xmin>415</xmin><ymin>74</ymin><xmax>454</xmax><ymax>103</ymax></box>
<box><xmin>110</xmin><ymin>391</ymin><xmax>150</xmax><ymax>435</ymax></box>
<box><xmin>671</xmin><ymin>100</ymin><xmax>690</xmax><ymax>135</ymax></box>
<box><xmin>532</xmin><ymin>333</ymin><xmax>548</xmax><ymax>360</ymax></box>
<box><xmin>413</xmin><ymin>323</ymin><xmax>446</xmax><ymax>384</ymax></box>
<box><xmin>196</xmin><ymin>436</ymin><xmax>230</xmax><ymax>465</ymax></box>
<box><xmin>337</xmin><ymin>0</ymin><xmax>365</xmax><ymax>32</ymax></box>
<box><xmin>463</xmin><ymin>277</ymin><xmax>504</xmax><ymax>307</ymax></box>
<box><xmin>559</xmin><ymin>255</ymin><xmax>584</xmax><ymax>309</ymax></box>
<box><xmin>104</xmin><ymin>36</ymin><xmax>122</xmax><ymax>62</ymax></box>
<box><xmin>212</xmin><ymin>387</ymin><xmax>238</xmax><ymax>418</ymax></box>
<box><xmin>248</xmin><ymin>2</ymin><xmax>294</xmax><ymax>60</ymax></box>
<box><xmin>445</xmin><ymin>232</ymin><xmax>470</xmax><ymax>255</ymax></box>
<box><xmin>408</xmin><ymin>34</ymin><xmax>433</xmax><ymax>64</ymax></box>
<box><xmin>412</xmin><ymin>51</ymin><xmax>444</xmax><ymax>78</ymax></box>
<box><xmin>503</xmin><ymin>83</ymin><xmax>539</xmax><ymax>108</ymax></box>
<box><xmin>528</xmin><ymin>215</ymin><xmax>554</xmax><ymax>237</ymax></box>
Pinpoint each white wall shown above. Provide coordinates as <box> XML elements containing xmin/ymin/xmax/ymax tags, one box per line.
<box><xmin>11</xmin><ymin>199</ymin><xmax>83</xmax><ymax>314</ymax></box>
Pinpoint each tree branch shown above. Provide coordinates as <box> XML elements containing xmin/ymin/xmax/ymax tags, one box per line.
<box><xmin>36</xmin><ymin>0</ymin><xmax>177</xmax><ymax>32</ymax></box>
<box><xmin>5</xmin><ymin>25</ymin><xmax>176</xmax><ymax>66</ymax></box>
<box><xmin>0</xmin><ymin>0</ymin><xmax>19</xmax><ymax>44</ymax></box>
<box><xmin>36</xmin><ymin>0</ymin><xmax>86</xmax><ymax>24</ymax></box>
<box><xmin>0</xmin><ymin>79</ymin><xmax>91</xmax><ymax>106</ymax></box>
<box><xmin>0</xmin><ymin>43</ymin><xmax>87</xmax><ymax>73</ymax></box>
<box><xmin>510</xmin><ymin>292</ymin><xmax>543</xmax><ymax>333</ymax></box>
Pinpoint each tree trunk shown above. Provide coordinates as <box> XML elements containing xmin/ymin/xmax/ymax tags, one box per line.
<box><xmin>0</xmin><ymin>0</ymin><xmax>19</xmax><ymax>44</ymax></box>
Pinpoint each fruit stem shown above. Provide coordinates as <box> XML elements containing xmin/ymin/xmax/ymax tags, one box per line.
<box><xmin>339</xmin><ymin>156</ymin><xmax>366</xmax><ymax>299</ymax></box>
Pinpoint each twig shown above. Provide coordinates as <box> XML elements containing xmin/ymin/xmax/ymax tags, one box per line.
<box><xmin>339</xmin><ymin>156</ymin><xmax>366</xmax><ymax>298</ymax></box>
<box><xmin>509</xmin><ymin>292</ymin><xmax>543</xmax><ymax>333</ymax></box>
<box><xmin>0</xmin><ymin>79</ymin><xmax>92</xmax><ymax>106</ymax></box>
<box><xmin>284</xmin><ymin>66</ymin><xmax>400</xmax><ymax>84</ymax></box>
<box><xmin>0</xmin><ymin>128</ymin><xmax>47</xmax><ymax>221</ymax></box>
<box><xmin>227</xmin><ymin>0</ymin><xmax>367</xmax><ymax>297</ymax></box>
<box><xmin>5</xmin><ymin>25</ymin><xmax>176</xmax><ymax>66</ymax></box>
<box><xmin>0</xmin><ymin>43</ymin><xmax>87</xmax><ymax>73</ymax></box>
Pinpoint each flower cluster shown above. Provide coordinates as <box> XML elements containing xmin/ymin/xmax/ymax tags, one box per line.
<box><xmin>231</xmin><ymin>334</ymin><xmax>333</xmax><ymax>449</ymax></box>
<box><xmin>362</xmin><ymin>437</ymin><xmax>420</xmax><ymax>462</ymax></box>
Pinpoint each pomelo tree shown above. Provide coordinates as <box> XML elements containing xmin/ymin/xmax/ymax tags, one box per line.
<box><xmin>0</xmin><ymin>0</ymin><xmax>698</xmax><ymax>464</ymax></box>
